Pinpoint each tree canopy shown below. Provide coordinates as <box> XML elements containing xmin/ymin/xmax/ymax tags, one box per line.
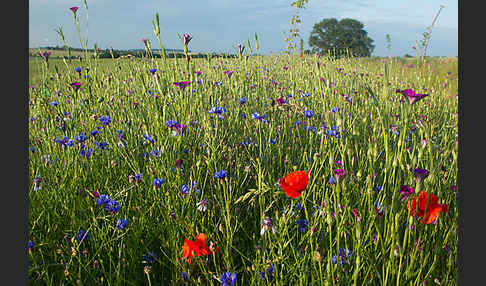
<box><xmin>308</xmin><ymin>18</ymin><xmax>375</xmax><ymax>57</ymax></box>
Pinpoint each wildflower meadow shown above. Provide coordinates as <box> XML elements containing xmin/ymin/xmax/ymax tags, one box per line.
<box><xmin>28</xmin><ymin>5</ymin><xmax>458</xmax><ymax>286</ymax></box>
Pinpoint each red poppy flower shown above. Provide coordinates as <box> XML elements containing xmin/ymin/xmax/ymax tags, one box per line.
<box><xmin>279</xmin><ymin>170</ymin><xmax>309</xmax><ymax>198</ymax></box>
<box><xmin>407</xmin><ymin>191</ymin><xmax>448</xmax><ymax>224</ymax></box>
<box><xmin>182</xmin><ymin>233</ymin><xmax>217</xmax><ymax>264</ymax></box>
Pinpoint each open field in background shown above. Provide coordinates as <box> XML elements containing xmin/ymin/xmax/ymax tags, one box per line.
<box><xmin>28</xmin><ymin>53</ymin><xmax>458</xmax><ymax>285</ymax></box>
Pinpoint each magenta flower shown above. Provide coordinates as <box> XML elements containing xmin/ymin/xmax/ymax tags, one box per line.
<box><xmin>71</xmin><ymin>82</ymin><xmax>81</xmax><ymax>91</ymax></box>
<box><xmin>396</xmin><ymin>89</ymin><xmax>428</xmax><ymax>104</ymax></box>
<box><xmin>70</xmin><ymin>6</ymin><xmax>79</xmax><ymax>14</ymax></box>
<box><xmin>174</xmin><ymin>123</ymin><xmax>187</xmax><ymax>134</ymax></box>
<box><xmin>399</xmin><ymin>185</ymin><xmax>414</xmax><ymax>202</ymax></box>
<box><xmin>334</xmin><ymin>169</ymin><xmax>346</xmax><ymax>180</ymax></box>
<box><xmin>224</xmin><ymin>70</ymin><xmax>234</xmax><ymax>79</ymax></box>
<box><xmin>40</xmin><ymin>51</ymin><xmax>51</xmax><ymax>62</ymax></box>
<box><xmin>175</xmin><ymin>158</ymin><xmax>183</xmax><ymax>169</ymax></box>
<box><xmin>173</xmin><ymin>81</ymin><xmax>190</xmax><ymax>90</ymax></box>
<box><xmin>182</xmin><ymin>33</ymin><xmax>192</xmax><ymax>46</ymax></box>
<box><xmin>276</xmin><ymin>97</ymin><xmax>286</xmax><ymax>105</ymax></box>
<box><xmin>237</xmin><ymin>43</ymin><xmax>245</xmax><ymax>55</ymax></box>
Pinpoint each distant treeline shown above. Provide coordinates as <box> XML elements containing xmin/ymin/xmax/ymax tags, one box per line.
<box><xmin>31</xmin><ymin>46</ymin><xmax>240</xmax><ymax>59</ymax></box>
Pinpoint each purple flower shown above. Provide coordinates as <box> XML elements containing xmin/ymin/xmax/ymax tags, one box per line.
<box><xmin>70</xmin><ymin>6</ymin><xmax>79</xmax><ymax>14</ymax></box>
<box><xmin>412</xmin><ymin>168</ymin><xmax>430</xmax><ymax>182</ymax></box>
<box><xmin>149</xmin><ymin>68</ymin><xmax>157</xmax><ymax>74</ymax></box>
<box><xmin>182</xmin><ymin>33</ymin><xmax>192</xmax><ymax>46</ymax></box>
<box><xmin>224</xmin><ymin>70</ymin><xmax>234</xmax><ymax>79</ymax></box>
<box><xmin>399</xmin><ymin>185</ymin><xmax>415</xmax><ymax>202</ymax></box>
<box><xmin>396</xmin><ymin>89</ymin><xmax>428</xmax><ymax>104</ymax></box>
<box><xmin>237</xmin><ymin>43</ymin><xmax>245</xmax><ymax>54</ymax></box>
<box><xmin>40</xmin><ymin>51</ymin><xmax>51</xmax><ymax>62</ymax></box>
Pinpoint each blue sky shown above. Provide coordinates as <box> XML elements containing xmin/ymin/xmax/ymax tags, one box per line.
<box><xmin>29</xmin><ymin>0</ymin><xmax>458</xmax><ymax>57</ymax></box>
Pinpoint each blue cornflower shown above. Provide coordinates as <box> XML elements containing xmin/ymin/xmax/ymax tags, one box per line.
<box><xmin>96</xmin><ymin>194</ymin><xmax>111</xmax><ymax>206</ymax></box>
<box><xmin>80</xmin><ymin>147</ymin><xmax>93</xmax><ymax>158</ymax></box>
<box><xmin>251</xmin><ymin>112</ymin><xmax>266</xmax><ymax>121</ymax></box>
<box><xmin>260</xmin><ymin>264</ymin><xmax>275</xmax><ymax>281</ymax></box>
<box><xmin>328</xmin><ymin>176</ymin><xmax>337</xmax><ymax>185</ymax></box>
<box><xmin>91</xmin><ymin>129</ymin><xmax>99</xmax><ymax>137</ymax></box>
<box><xmin>99</xmin><ymin>115</ymin><xmax>111</xmax><ymax>126</ymax></box>
<box><xmin>181</xmin><ymin>271</ymin><xmax>188</xmax><ymax>282</ymax></box>
<box><xmin>166</xmin><ymin>120</ymin><xmax>178</xmax><ymax>128</ymax></box>
<box><xmin>296</xmin><ymin>219</ymin><xmax>308</xmax><ymax>232</ymax></box>
<box><xmin>239</xmin><ymin>97</ymin><xmax>247</xmax><ymax>104</ymax></box>
<box><xmin>220</xmin><ymin>272</ymin><xmax>237</xmax><ymax>286</ymax></box>
<box><xmin>149</xmin><ymin>68</ymin><xmax>157</xmax><ymax>74</ymax></box>
<box><xmin>29</xmin><ymin>146</ymin><xmax>36</xmax><ymax>152</ymax></box>
<box><xmin>240</xmin><ymin>113</ymin><xmax>246</xmax><ymax>119</ymax></box>
<box><xmin>302</xmin><ymin>93</ymin><xmax>311</xmax><ymax>97</ymax></box>
<box><xmin>77</xmin><ymin>230</ymin><xmax>89</xmax><ymax>241</ymax></box>
<box><xmin>150</xmin><ymin>149</ymin><xmax>160</xmax><ymax>157</ymax></box>
<box><xmin>214</xmin><ymin>170</ymin><xmax>227</xmax><ymax>179</ymax></box>
<box><xmin>332</xmin><ymin>106</ymin><xmax>340</xmax><ymax>113</ymax></box>
<box><xmin>50</xmin><ymin>100</ymin><xmax>58</xmax><ymax>107</ymax></box>
<box><xmin>180</xmin><ymin>184</ymin><xmax>191</xmax><ymax>195</ymax></box>
<box><xmin>75</xmin><ymin>133</ymin><xmax>87</xmax><ymax>143</ymax></box>
<box><xmin>376</xmin><ymin>186</ymin><xmax>383</xmax><ymax>192</ymax></box>
<box><xmin>135</xmin><ymin>173</ymin><xmax>142</xmax><ymax>183</ymax></box>
<box><xmin>143</xmin><ymin>251</ymin><xmax>158</xmax><ymax>264</ymax></box>
<box><xmin>116</xmin><ymin>218</ymin><xmax>128</xmax><ymax>230</ymax></box>
<box><xmin>153</xmin><ymin>178</ymin><xmax>165</xmax><ymax>188</ymax></box>
<box><xmin>28</xmin><ymin>240</ymin><xmax>34</xmax><ymax>249</ymax></box>
<box><xmin>208</xmin><ymin>106</ymin><xmax>227</xmax><ymax>115</ymax></box>
<box><xmin>94</xmin><ymin>141</ymin><xmax>109</xmax><ymax>150</ymax></box>
<box><xmin>332</xmin><ymin>248</ymin><xmax>352</xmax><ymax>266</ymax></box>
<box><xmin>143</xmin><ymin>134</ymin><xmax>157</xmax><ymax>144</ymax></box>
<box><xmin>105</xmin><ymin>200</ymin><xmax>120</xmax><ymax>213</ymax></box>
<box><xmin>404</xmin><ymin>135</ymin><xmax>410</xmax><ymax>142</ymax></box>
<box><xmin>268</xmin><ymin>138</ymin><xmax>276</xmax><ymax>145</ymax></box>
<box><xmin>74</xmin><ymin>66</ymin><xmax>82</xmax><ymax>73</ymax></box>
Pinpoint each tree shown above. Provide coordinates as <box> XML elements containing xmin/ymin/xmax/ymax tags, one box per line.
<box><xmin>308</xmin><ymin>18</ymin><xmax>374</xmax><ymax>57</ymax></box>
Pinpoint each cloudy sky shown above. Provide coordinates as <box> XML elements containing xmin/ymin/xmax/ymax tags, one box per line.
<box><xmin>29</xmin><ymin>0</ymin><xmax>458</xmax><ymax>57</ymax></box>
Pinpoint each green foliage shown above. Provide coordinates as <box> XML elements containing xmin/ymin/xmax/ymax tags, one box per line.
<box><xmin>308</xmin><ymin>18</ymin><xmax>375</xmax><ymax>58</ymax></box>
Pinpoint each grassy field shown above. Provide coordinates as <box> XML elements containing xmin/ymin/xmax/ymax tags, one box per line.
<box><xmin>28</xmin><ymin>53</ymin><xmax>458</xmax><ymax>285</ymax></box>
